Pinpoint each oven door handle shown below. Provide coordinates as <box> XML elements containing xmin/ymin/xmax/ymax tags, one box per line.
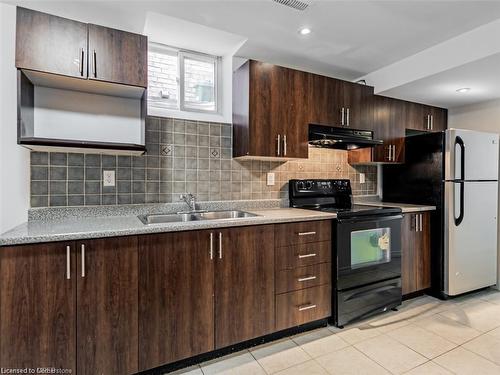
<box><xmin>337</xmin><ymin>214</ymin><xmax>403</xmax><ymax>224</ymax></box>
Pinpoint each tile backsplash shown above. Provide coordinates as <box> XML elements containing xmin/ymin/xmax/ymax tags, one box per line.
<box><xmin>29</xmin><ymin>116</ymin><xmax>377</xmax><ymax>207</ymax></box>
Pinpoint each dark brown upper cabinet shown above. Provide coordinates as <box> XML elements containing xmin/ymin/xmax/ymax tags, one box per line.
<box><xmin>348</xmin><ymin>95</ymin><xmax>405</xmax><ymax>164</ymax></box>
<box><xmin>16</xmin><ymin>7</ymin><xmax>88</xmax><ymax>79</ymax></box>
<box><xmin>308</xmin><ymin>74</ymin><xmax>374</xmax><ymax>129</ymax></box>
<box><xmin>422</xmin><ymin>105</ymin><xmax>447</xmax><ymax>132</ymax></box>
<box><xmin>406</xmin><ymin>103</ymin><xmax>447</xmax><ymax>132</ymax></box>
<box><xmin>233</xmin><ymin>60</ymin><xmax>309</xmax><ymax>159</ymax></box>
<box><xmin>16</xmin><ymin>7</ymin><xmax>147</xmax><ymax>89</ymax></box>
<box><xmin>88</xmin><ymin>24</ymin><xmax>147</xmax><ymax>87</ymax></box>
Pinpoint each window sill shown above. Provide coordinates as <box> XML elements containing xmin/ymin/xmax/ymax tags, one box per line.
<box><xmin>148</xmin><ymin>106</ymin><xmax>228</xmax><ymax>124</ymax></box>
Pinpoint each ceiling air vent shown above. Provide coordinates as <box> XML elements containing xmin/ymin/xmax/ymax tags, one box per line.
<box><xmin>272</xmin><ymin>0</ymin><xmax>311</xmax><ymax>11</ymax></box>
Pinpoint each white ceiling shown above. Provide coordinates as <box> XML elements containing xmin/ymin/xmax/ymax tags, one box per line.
<box><xmin>6</xmin><ymin>0</ymin><xmax>500</xmax><ymax>108</ymax></box>
<box><xmin>381</xmin><ymin>52</ymin><xmax>500</xmax><ymax>108</ymax></box>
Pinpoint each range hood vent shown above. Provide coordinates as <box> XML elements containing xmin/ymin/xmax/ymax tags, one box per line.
<box><xmin>308</xmin><ymin>124</ymin><xmax>383</xmax><ymax>150</ymax></box>
<box><xmin>272</xmin><ymin>0</ymin><xmax>311</xmax><ymax>11</ymax></box>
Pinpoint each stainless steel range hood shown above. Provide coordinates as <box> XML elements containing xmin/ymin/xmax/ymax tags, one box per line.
<box><xmin>308</xmin><ymin>124</ymin><xmax>383</xmax><ymax>150</ymax></box>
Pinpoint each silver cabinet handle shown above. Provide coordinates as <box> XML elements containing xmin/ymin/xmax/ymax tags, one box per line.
<box><xmin>419</xmin><ymin>214</ymin><xmax>423</xmax><ymax>232</ymax></box>
<box><xmin>79</xmin><ymin>48</ymin><xmax>84</xmax><ymax>76</ymax></box>
<box><xmin>392</xmin><ymin>145</ymin><xmax>396</xmax><ymax>161</ymax></box>
<box><xmin>298</xmin><ymin>231</ymin><xmax>316</xmax><ymax>236</ymax></box>
<box><xmin>414</xmin><ymin>214</ymin><xmax>418</xmax><ymax>232</ymax></box>
<box><xmin>387</xmin><ymin>145</ymin><xmax>391</xmax><ymax>161</ymax></box>
<box><xmin>283</xmin><ymin>134</ymin><xmax>287</xmax><ymax>156</ymax></box>
<box><xmin>210</xmin><ymin>232</ymin><xmax>214</xmax><ymax>260</ymax></box>
<box><xmin>346</xmin><ymin>108</ymin><xmax>350</xmax><ymax>127</ymax></box>
<box><xmin>430</xmin><ymin>115</ymin><xmax>433</xmax><ymax>130</ymax></box>
<box><xmin>218</xmin><ymin>232</ymin><xmax>223</xmax><ymax>259</ymax></box>
<box><xmin>298</xmin><ymin>304</ymin><xmax>317</xmax><ymax>311</ymax></box>
<box><xmin>389</xmin><ymin>145</ymin><xmax>392</xmax><ymax>161</ymax></box>
<box><xmin>341</xmin><ymin>107</ymin><xmax>345</xmax><ymax>126</ymax></box>
<box><xmin>426</xmin><ymin>115</ymin><xmax>430</xmax><ymax>130</ymax></box>
<box><xmin>66</xmin><ymin>245</ymin><xmax>71</xmax><ymax>280</ymax></box>
<box><xmin>92</xmin><ymin>49</ymin><xmax>97</xmax><ymax>78</ymax></box>
<box><xmin>298</xmin><ymin>276</ymin><xmax>317</xmax><ymax>282</ymax></box>
<box><xmin>276</xmin><ymin>134</ymin><xmax>281</xmax><ymax>156</ymax></box>
<box><xmin>298</xmin><ymin>253</ymin><xmax>317</xmax><ymax>259</ymax></box>
<box><xmin>81</xmin><ymin>244</ymin><xmax>85</xmax><ymax>278</ymax></box>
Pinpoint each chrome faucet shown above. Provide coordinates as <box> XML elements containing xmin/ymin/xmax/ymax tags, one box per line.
<box><xmin>180</xmin><ymin>193</ymin><xmax>197</xmax><ymax>211</ymax></box>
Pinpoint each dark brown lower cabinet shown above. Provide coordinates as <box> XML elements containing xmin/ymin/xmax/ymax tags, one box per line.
<box><xmin>215</xmin><ymin>225</ymin><xmax>275</xmax><ymax>348</ymax></box>
<box><xmin>402</xmin><ymin>212</ymin><xmax>431</xmax><ymax>295</ymax></box>
<box><xmin>138</xmin><ymin>231</ymin><xmax>215</xmax><ymax>371</ymax></box>
<box><xmin>76</xmin><ymin>237</ymin><xmax>138</xmax><ymax>375</ymax></box>
<box><xmin>0</xmin><ymin>243</ymin><xmax>76</xmax><ymax>372</ymax></box>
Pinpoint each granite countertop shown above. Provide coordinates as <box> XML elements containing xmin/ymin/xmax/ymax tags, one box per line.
<box><xmin>354</xmin><ymin>195</ymin><xmax>436</xmax><ymax>213</ymax></box>
<box><xmin>0</xmin><ymin>208</ymin><xmax>337</xmax><ymax>247</ymax></box>
<box><xmin>356</xmin><ymin>201</ymin><xmax>436</xmax><ymax>213</ymax></box>
<box><xmin>0</xmin><ymin>198</ymin><xmax>437</xmax><ymax>247</ymax></box>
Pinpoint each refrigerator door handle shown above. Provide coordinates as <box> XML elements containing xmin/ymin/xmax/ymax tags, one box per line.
<box><xmin>455</xmin><ymin>136</ymin><xmax>465</xmax><ymax>181</ymax></box>
<box><xmin>455</xmin><ymin>181</ymin><xmax>465</xmax><ymax>226</ymax></box>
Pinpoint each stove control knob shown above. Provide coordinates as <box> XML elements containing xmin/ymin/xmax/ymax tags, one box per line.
<box><xmin>297</xmin><ymin>181</ymin><xmax>305</xmax><ymax>190</ymax></box>
<box><xmin>305</xmin><ymin>181</ymin><xmax>313</xmax><ymax>190</ymax></box>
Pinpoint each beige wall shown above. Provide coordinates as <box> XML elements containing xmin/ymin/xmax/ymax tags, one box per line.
<box><xmin>449</xmin><ymin>98</ymin><xmax>500</xmax><ymax>132</ymax></box>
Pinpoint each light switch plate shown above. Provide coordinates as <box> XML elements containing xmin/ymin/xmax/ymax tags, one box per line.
<box><xmin>103</xmin><ymin>170</ymin><xmax>116</xmax><ymax>187</ymax></box>
<box><xmin>267</xmin><ymin>172</ymin><xmax>275</xmax><ymax>186</ymax></box>
<box><xmin>359</xmin><ymin>173</ymin><xmax>365</xmax><ymax>184</ymax></box>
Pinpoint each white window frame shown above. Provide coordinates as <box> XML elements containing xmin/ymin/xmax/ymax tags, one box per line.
<box><xmin>148</xmin><ymin>42</ymin><xmax>222</xmax><ymax>115</ymax></box>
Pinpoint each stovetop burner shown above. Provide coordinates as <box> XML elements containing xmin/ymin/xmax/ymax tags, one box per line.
<box><xmin>289</xmin><ymin>179</ymin><xmax>401</xmax><ymax>218</ymax></box>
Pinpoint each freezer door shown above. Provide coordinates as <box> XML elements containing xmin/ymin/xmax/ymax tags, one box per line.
<box><xmin>445</xmin><ymin>129</ymin><xmax>499</xmax><ymax>181</ymax></box>
<box><xmin>444</xmin><ymin>181</ymin><xmax>498</xmax><ymax>296</ymax></box>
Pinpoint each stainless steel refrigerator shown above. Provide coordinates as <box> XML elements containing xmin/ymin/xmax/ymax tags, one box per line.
<box><xmin>383</xmin><ymin>129</ymin><xmax>499</xmax><ymax>297</ymax></box>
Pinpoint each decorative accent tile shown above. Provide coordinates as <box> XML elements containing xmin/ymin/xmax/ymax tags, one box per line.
<box><xmin>160</xmin><ymin>144</ymin><xmax>172</xmax><ymax>156</ymax></box>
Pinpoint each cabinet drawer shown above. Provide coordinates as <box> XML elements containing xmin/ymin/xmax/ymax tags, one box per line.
<box><xmin>276</xmin><ymin>285</ymin><xmax>331</xmax><ymax>331</ymax></box>
<box><xmin>276</xmin><ymin>241</ymin><xmax>331</xmax><ymax>270</ymax></box>
<box><xmin>276</xmin><ymin>263</ymin><xmax>331</xmax><ymax>294</ymax></box>
<box><xmin>275</xmin><ymin>221</ymin><xmax>331</xmax><ymax>247</ymax></box>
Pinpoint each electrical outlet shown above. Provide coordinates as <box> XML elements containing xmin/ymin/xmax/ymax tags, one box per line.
<box><xmin>103</xmin><ymin>170</ymin><xmax>115</xmax><ymax>187</ymax></box>
<box><xmin>359</xmin><ymin>173</ymin><xmax>366</xmax><ymax>184</ymax></box>
<box><xmin>267</xmin><ymin>172</ymin><xmax>275</xmax><ymax>186</ymax></box>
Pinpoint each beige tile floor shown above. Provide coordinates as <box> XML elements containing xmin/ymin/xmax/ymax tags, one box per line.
<box><xmin>168</xmin><ymin>288</ymin><xmax>500</xmax><ymax>375</ymax></box>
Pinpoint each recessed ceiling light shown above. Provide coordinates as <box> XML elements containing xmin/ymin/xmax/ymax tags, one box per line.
<box><xmin>298</xmin><ymin>27</ymin><xmax>311</xmax><ymax>35</ymax></box>
<box><xmin>456</xmin><ymin>87</ymin><xmax>471</xmax><ymax>93</ymax></box>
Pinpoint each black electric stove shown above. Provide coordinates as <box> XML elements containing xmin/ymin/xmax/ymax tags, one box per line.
<box><xmin>289</xmin><ymin>179</ymin><xmax>403</xmax><ymax>327</ymax></box>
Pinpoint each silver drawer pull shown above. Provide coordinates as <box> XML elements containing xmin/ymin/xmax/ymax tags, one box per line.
<box><xmin>66</xmin><ymin>245</ymin><xmax>71</xmax><ymax>280</ymax></box>
<box><xmin>298</xmin><ymin>276</ymin><xmax>317</xmax><ymax>282</ymax></box>
<box><xmin>298</xmin><ymin>253</ymin><xmax>317</xmax><ymax>259</ymax></box>
<box><xmin>298</xmin><ymin>304</ymin><xmax>317</xmax><ymax>311</ymax></box>
<box><xmin>298</xmin><ymin>231</ymin><xmax>316</xmax><ymax>236</ymax></box>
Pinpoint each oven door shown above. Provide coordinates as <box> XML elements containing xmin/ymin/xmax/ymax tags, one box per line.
<box><xmin>335</xmin><ymin>214</ymin><xmax>402</xmax><ymax>291</ymax></box>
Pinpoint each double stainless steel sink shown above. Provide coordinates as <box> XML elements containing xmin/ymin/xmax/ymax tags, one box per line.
<box><xmin>138</xmin><ymin>210</ymin><xmax>258</xmax><ymax>225</ymax></box>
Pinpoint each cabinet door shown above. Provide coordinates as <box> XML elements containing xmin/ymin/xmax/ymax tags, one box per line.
<box><xmin>249</xmin><ymin>62</ymin><xmax>308</xmax><ymax>158</ymax></box>
<box><xmin>88</xmin><ymin>24</ymin><xmax>147</xmax><ymax>87</ymax></box>
<box><xmin>405</xmin><ymin>101</ymin><xmax>425</xmax><ymax>131</ymax></box>
<box><xmin>138</xmin><ymin>231</ymin><xmax>214</xmax><ymax>370</ymax></box>
<box><xmin>280</xmin><ymin>68</ymin><xmax>309</xmax><ymax>158</ymax></box>
<box><xmin>342</xmin><ymin>81</ymin><xmax>374</xmax><ymax>130</ymax></box>
<box><xmin>76</xmin><ymin>237</ymin><xmax>138</xmax><ymax>375</ymax></box>
<box><xmin>308</xmin><ymin>74</ymin><xmax>343</xmax><ymax>127</ymax></box>
<box><xmin>430</xmin><ymin>107</ymin><xmax>447</xmax><ymax>132</ymax></box>
<box><xmin>415</xmin><ymin>212</ymin><xmax>432</xmax><ymax>290</ymax></box>
<box><xmin>0</xmin><ymin>242</ymin><xmax>76</xmax><ymax>372</ymax></box>
<box><xmin>401</xmin><ymin>214</ymin><xmax>417</xmax><ymax>295</ymax></box>
<box><xmin>249</xmin><ymin>61</ymin><xmax>280</xmax><ymax>157</ymax></box>
<box><xmin>215</xmin><ymin>225</ymin><xmax>275</xmax><ymax>348</ymax></box>
<box><xmin>401</xmin><ymin>213</ymin><xmax>432</xmax><ymax>295</ymax></box>
<box><xmin>16</xmin><ymin>7</ymin><xmax>88</xmax><ymax>79</ymax></box>
<box><xmin>372</xmin><ymin>96</ymin><xmax>405</xmax><ymax>163</ymax></box>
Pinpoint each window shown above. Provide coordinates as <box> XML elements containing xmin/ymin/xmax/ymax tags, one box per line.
<box><xmin>148</xmin><ymin>43</ymin><xmax>220</xmax><ymax>114</ymax></box>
